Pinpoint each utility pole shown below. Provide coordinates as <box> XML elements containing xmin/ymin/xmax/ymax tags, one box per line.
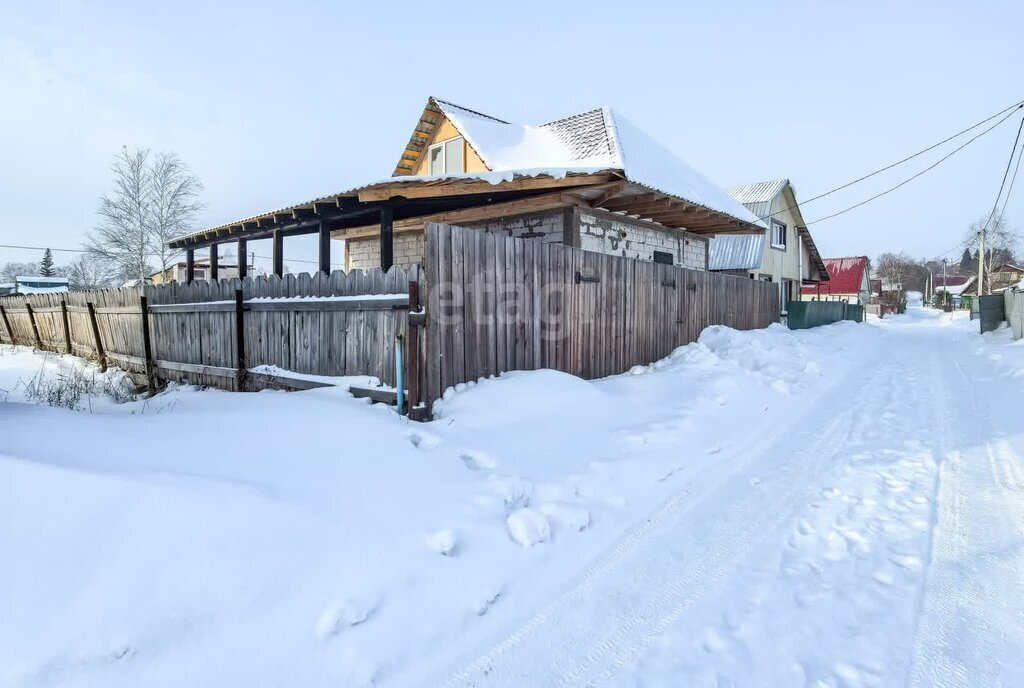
<box><xmin>978</xmin><ymin>225</ymin><xmax>986</xmax><ymax>296</ymax></box>
<box><xmin>942</xmin><ymin>258</ymin><xmax>947</xmax><ymax>307</ymax></box>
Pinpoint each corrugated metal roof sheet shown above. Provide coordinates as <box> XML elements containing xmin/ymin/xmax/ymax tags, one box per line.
<box><xmin>725</xmin><ymin>179</ymin><xmax>788</xmax><ymax>206</ymax></box>
<box><xmin>707</xmin><ymin>234</ymin><xmax>765</xmax><ymax>271</ymax></box>
<box><xmin>801</xmin><ymin>257</ymin><xmax>869</xmax><ymax>296</ymax></box>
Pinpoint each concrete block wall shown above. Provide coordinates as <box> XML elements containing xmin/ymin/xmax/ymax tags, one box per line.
<box><xmin>577</xmin><ymin>209</ymin><xmax>708</xmax><ymax>271</ymax></box>
<box><xmin>463</xmin><ymin>209</ymin><xmax>566</xmax><ymax>244</ymax></box>
<box><xmin>345</xmin><ymin>232</ymin><xmax>424</xmax><ymax>270</ymax></box>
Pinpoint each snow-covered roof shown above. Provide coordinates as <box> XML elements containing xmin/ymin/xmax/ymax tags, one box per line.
<box><xmin>16</xmin><ymin>275</ymin><xmax>68</xmax><ymax>284</ymax></box>
<box><xmin>936</xmin><ymin>275</ymin><xmax>976</xmax><ymax>296</ymax></box>
<box><xmin>429</xmin><ymin>98</ymin><xmax>761</xmax><ymax>227</ymax></box>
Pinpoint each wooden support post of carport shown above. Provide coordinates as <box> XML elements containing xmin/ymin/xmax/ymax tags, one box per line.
<box><xmin>237</xmin><ymin>238</ymin><xmax>248</xmax><ymax>278</ymax></box>
<box><xmin>380</xmin><ymin>204</ymin><xmax>394</xmax><ymax>271</ymax></box>
<box><xmin>318</xmin><ymin>221</ymin><xmax>331</xmax><ymax>275</ymax></box>
<box><xmin>186</xmin><ymin>248</ymin><xmax>195</xmax><ymax>283</ymax></box>
<box><xmin>272</xmin><ymin>230</ymin><xmax>284</xmax><ymax>277</ymax></box>
<box><xmin>209</xmin><ymin>243</ymin><xmax>219</xmax><ymax>281</ymax></box>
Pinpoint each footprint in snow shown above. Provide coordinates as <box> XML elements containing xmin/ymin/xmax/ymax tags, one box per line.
<box><xmin>316</xmin><ymin>598</ymin><xmax>377</xmax><ymax>638</ymax></box>
<box><xmin>472</xmin><ymin>587</ymin><xmax>502</xmax><ymax>616</ymax></box>
<box><xmin>460</xmin><ymin>451</ymin><xmax>497</xmax><ymax>471</ymax></box>
<box><xmin>408</xmin><ymin>431</ymin><xmax>441</xmax><ymax>450</ymax></box>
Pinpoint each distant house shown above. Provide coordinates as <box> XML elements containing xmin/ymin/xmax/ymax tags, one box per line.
<box><xmin>0</xmin><ymin>276</ymin><xmax>69</xmax><ymax>295</ymax></box>
<box><xmin>989</xmin><ymin>263</ymin><xmax>1024</xmax><ymax>293</ymax></box>
<box><xmin>167</xmin><ymin>97</ymin><xmax>765</xmax><ymax>281</ymax></box>
<box><xmin>934</xmin><ymin>274</ymin><xmax>975</xmax><ymax>307</ymax></box>
<box><xmin>151</xmin><ymin>262</ymin><xmax>249</xmax><ymax>285</ymax></box>
<box><xmin>801</xmin><ymin>257</ymin><xmax>870</xmax><ymax>305</ymax></box>
<box><xmin>707</xmin><ymin>179</ymin><xmax>829</xmax><ymax>309</ymax></box>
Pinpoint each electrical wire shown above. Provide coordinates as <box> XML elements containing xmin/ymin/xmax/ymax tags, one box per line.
<box><xmin>804</xmin><ymin>107</ymin><xmax>1023</xmax><ymax>225</ymax></box>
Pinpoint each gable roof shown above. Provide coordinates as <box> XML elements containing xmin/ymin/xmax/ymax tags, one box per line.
<box><xmin>707</xmin><ymin>179</ymin><xmax>829</xmax><ymax>279</ymax></box>
<box><xmin>171</xmin><ymin>98</ymin><xmax>767</xmax><ymax>249</ymax></box>
<box><xmin>801</xmin><ymin>257</ymin><xmax>869</xmax><ymax>296</ymax></box>
<box><xmin>394</xmin><ymin>96</ymin><xmax>762</xmax><ymax>229</ymax></box>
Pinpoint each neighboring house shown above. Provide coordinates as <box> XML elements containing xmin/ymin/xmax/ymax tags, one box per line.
<box><xmin>151</xmin><ymin>262</ymin><xmax>248</xmax><ymax>285</ymax></box>
<box><xmin>0</xmin><ymin>276</ymin><xmax>69</xmax><ymax>295</ymax></box>
<box><xmin>168</xmin><ymin>97</ymin><xmax>765</xmax><ymax>279</ymax></box>
<box><xmin>988</xmin><ymin>263</ymin><xmax>1024</xmax><ymax>293</ymax></box>
<box><xmin>707</xmin><ymin>179</ymin><xmax>829</xmax><ymax>309</ymax></box>
<box><xmin>801</xmin><ymin>257</ymin><xmax>871</xmax><ymax>304</ymax></box>
<box><xmin>934</xmin><ymin>274</ymin><xmax>975</xmax><ymax>307</ymax></box>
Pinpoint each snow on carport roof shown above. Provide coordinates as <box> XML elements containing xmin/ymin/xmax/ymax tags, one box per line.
<box><xmin>435</xmin><ymin>99</ymin><xmax>763</xmax><ymax>228</ymax></box>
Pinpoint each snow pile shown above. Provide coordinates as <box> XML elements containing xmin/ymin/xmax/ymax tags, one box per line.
<box><xmin>0</xmin><ymin>319</ymin><xmax>885</xmax><ymax>687</ymax></box>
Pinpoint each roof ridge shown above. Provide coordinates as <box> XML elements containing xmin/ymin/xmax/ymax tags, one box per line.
<box><xmin>430</xmin><ymin>97</ymin><xmax>510</xmax><ymax>125</ymax></box>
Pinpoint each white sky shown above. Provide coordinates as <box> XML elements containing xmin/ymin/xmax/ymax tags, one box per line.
<box><xmin>1</xmin><ymin>0</ymin><xmax>1022</xmax><ymax>274</ymax></box>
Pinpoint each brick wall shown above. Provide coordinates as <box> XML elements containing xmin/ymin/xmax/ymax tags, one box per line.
<box><xmin>577</xmin><ymin>209</ymin><xmax>707</xmax><ymax>271</ymax></box>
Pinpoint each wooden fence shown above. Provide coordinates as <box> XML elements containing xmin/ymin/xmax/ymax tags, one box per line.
<box><xmin>422</xmin><ymin>223</ymin><xmax>780</xmax><ymax>403</ymax></box>
<box><xmin>0</xmin><ymin>267</ymin><xmax>422</xmax><ymax>392</ymax></box>
<box><xmin>0</xmin><ymin>226</ymin><xmax>780</xmax><ymax>411</ymax></box>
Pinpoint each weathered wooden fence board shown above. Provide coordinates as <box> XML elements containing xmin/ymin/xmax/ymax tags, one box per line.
<box><xmin>0</xmin><ymin>266</ymin><xmax>425</xmax><ymax>394</ymax></box>
<box><xmin>423</xmin><ymin>223</ymin><xmax>780</xmax><ymax>404</ymax></box>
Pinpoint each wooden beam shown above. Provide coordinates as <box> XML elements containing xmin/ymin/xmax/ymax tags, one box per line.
<box><xmin>599</xmin><ymin>193</ymin><xmax>661</xmax><ymax>212</ymax></box>
<box><xmin>331</xmin><ymin>188</ymin><xmax>593</xmax><ymax>241</ymax></box>
<box><xmin>186</xmin><ymin>248</ymin><xmax>195</xmax><ymax>283</ymax></box>
<box><xmin>318</xmin><ymin>221</ymin><xmax>331</xmax><ymax>275</ymax></box>
<box><xmin>237</xmin><ymin>238</ymin><xmax>248</xmax><ymax>278</ymax></box>
<box><xmin>590</xmin><ymin>181</ymin><xmax>628</xmax><ymax>209</ymax></box>
<box><xmin>272</xmin><ymin>230</ymin><xmax>284</xmax><ymax>277</ymax></box>
<box><xmin>209</xmin><ymin>244</ymin><xmax>219</xmax><ymax>281</ymax></box>
<box><xmin>356</xmin><ymin>173</ymin><xmax>618</xmax><ymax>202</ymax></box>
<box><xmin>380</xmin><ymin>205</ymin><xmax>394</xmax><ymax>271</ymax></box>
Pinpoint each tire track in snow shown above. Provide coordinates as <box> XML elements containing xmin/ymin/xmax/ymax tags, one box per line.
<box><xmin>421</xmin><ymin>354</ymin><xmax>894</xmax><ymax>688</ymax></box>
<box><xmin>907</xmin><ymin>353</ymin><xmax>1024</xmax><ymax>687</ymax></box>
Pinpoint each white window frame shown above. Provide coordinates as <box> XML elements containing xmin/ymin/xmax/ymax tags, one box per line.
<box><xmin>770</xmin><ymin>219</ymin><xmax>787</xmax><ymax>250</ymax></box>
<box><xmin>427</xmin><ymin>137</ymin><xmax>464</xmax><ymax>175</ymax></box>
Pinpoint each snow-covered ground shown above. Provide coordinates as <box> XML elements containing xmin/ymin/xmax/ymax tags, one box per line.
<box><xmin>1</xmin><ymin>309</ymin><xmax>1022</xmax><ymax>687</ymax></box>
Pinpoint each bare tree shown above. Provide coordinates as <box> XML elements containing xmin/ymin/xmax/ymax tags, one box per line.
<box><xmin>876</xmin><ymin>252</ymin><xmax>917</xmax><ymax>311</ymax></box>
<box><xmin>88</xmin><ymin>146</ymin><xmax>153</xmax><ymax>282</ymax></box>
<box><xmin>65</xmin><ymin>253</ymin><xmax>118</xmax><ymax>290</ymax></box>
<box><xmin>149</xmin><ymin>151</ymin><xmax>204</xmax><ymax>274</ymax></box>
<box><xmin>1</xmin><ymin>261</ymin><xmax>39</xmax><ymax>282</ymax></box>
<box><xmin>86</xmin><ymin>146</ymin><xmax>204</xmax><ymax>283</ymax></box>
<box><xmin>963</xmin><ymin>215</ymin><xmax>1020</xmax><ymax>293</ymax></box>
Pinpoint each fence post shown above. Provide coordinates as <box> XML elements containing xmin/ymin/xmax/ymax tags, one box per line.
<box><xmin>0</xmin><ymin>303</ymin><xmax>15</xmax><ymax>346</ymax></box>
<box><xmin>406</xmin><ymin>279</ymin><xmax>422</xmax><ymax>417</ymax></box>
<box><xmin>86</xmin><ymin>302</ymin><xmax>107</xmax><ymax>371</ymax></box>
<box><xmin>234</xmin><ymin>288</ymin><xmax>246</xmax><ymax>391</ymax></box>
<box><xmin>140</xmin><ymin>295</ymin><xmax>156</xmax><ymax>391</ymax></box>
<box><xmin>24</xmin><ymin>302</ymin><xmax>43</xmax><ymax>350</ymax></box>
<box><xmin>60</xmin><ymin>299</ymin><xmax>73</xmax><ymax>354</ymax></box>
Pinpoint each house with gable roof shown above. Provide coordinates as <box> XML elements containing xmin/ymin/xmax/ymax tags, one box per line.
<box><xmin>168</xmin><ymin>97</ymin><xmax>766</xmax><ymax>280</ymax></box>
<box><xmin>801</xmin><ymin>256</ymin><xmax>871</xmax><ymax>305</ymax></box>
<box><xmin>707</xmin><ymin>179</ymin><xmax>829</xmax><ymax>310</ymax></box>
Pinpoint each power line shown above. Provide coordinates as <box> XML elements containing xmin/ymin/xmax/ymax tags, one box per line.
<box><xmin>0</xmin><ymin>243</ymin><xmax>87</xmax><ymax>254</ymax></box>
<box><xmin>804</xmin><ymin>107</ymin><xmax>1023</xmax><ymax>225</ymax></box>
<box><xmin>993</xmin><ymin>119</ymin><xmax>1024</xmax><ymax>227</ymax></box>
<box><xmin>753</xmin><ymin>100</ymin><xmax>1024</xmax><ymax>226</ymax></box>
<box><xmin>981</xmin><ymin>114</ymin><xmax>1024</xmax><ymax>231</ymax></box>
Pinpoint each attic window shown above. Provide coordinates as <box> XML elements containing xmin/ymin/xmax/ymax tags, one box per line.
<box><xmin>428</xmin><ymin>137</ymin><xmax>465</xmax><ymax>175</ymax></box>
<box><xmin>770</xmin><ymin>219</ymin><xmax>787</xmax><ymax>250</ymax></box>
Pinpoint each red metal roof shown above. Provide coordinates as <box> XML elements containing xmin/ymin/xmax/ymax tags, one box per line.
<box><xmin>934</xmin><ymin>274</ymin><xmax>971</xmax><ymax>288</ymax></box>
<box><xmin>801</xmin><ymin>256</ymin><xmax>868</xmax><ymax>296</ymax></box>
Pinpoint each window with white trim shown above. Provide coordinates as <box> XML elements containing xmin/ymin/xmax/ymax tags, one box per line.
<box><xmin>428</xmin><ymin>137</ymin><xmax>465</xmax><ymax>175</ymax></box>
<box><xmin>770</xmin><ymin>219</ymin><xmax>787</xmax><ymax>250</ymax></box>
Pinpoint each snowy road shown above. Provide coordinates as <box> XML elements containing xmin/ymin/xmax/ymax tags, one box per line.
<box><xmin>420</xmin><ymin>314</ymin><xmax>1024</xmax><ymax>688</ymax></box>
<box><xmin>3</xmin><ymin>311</ymin><xmax>1022</xmax><ymax>688</ymax></box>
